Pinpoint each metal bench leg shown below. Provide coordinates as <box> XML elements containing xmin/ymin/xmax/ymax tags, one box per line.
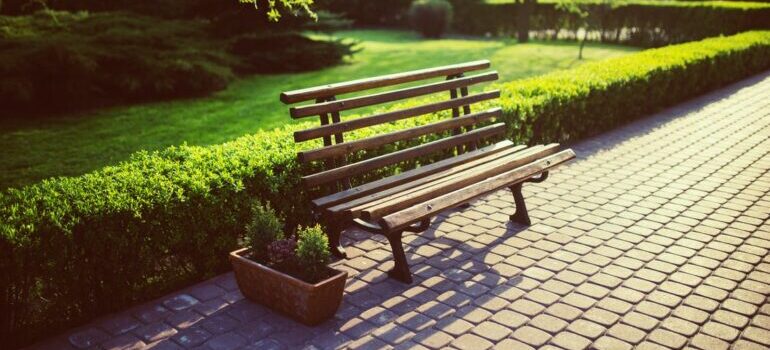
<box><xmin>386</xmin><ymin>230</ymin><xmax>412</xmax><ymax>284</ymax></box>
<box><xmin>509</xmin><ymin>183</ymin><xmax>531</xmax><ymax>225</ymax></box>
<box><xmin>509</xmin><ymin>172</ymin><xmax>549</xmax><ymax>226</ymax></box>
<box><xmin>327</xmin><ymin>222</ymin><xmax>347</xmax><ymax>259</ymax></box>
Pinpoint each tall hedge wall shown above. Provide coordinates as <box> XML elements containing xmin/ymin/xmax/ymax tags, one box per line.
<box><xmin>456</xmin><ymin>0</ymin><xmax>770</xmax><ymax>47</ymax></box>
<box><xmin>2</xmin><ymin>31</ymin><xmax>770</xmax><ymax>347</ymax></box>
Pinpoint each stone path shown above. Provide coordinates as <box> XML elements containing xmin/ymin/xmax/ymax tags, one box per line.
<box><xmin>30</xmin><ymin>71</ymin><xmax>770</xmax><ymax>350</ymax></box>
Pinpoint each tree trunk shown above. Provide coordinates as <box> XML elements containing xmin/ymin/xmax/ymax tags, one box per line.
<box><xmin>516</xmin><ymin>0</ymin><xmax>535</xmax><ymax>43</ymax></box>
<box><xmin>579</xmin><ymin>28</ymin><xmax>588</xmax><ymax>59</ymax></box>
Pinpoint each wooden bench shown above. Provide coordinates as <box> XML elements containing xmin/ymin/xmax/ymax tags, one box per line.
<box><xmin>280</xmin><ymin>60</ymin><xmax>575</xmax><ymax>283</ymax></box>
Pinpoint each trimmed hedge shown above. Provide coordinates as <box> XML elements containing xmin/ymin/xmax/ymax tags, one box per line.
<box><xmin>454</xmin><ymin>0</ymin><xmax>770</xmax><ymax>47</ymax></box>
<box><xmin>2</xmin><ymin>31</ymin><xmax>770</xmax><ymax>347</ymax></box>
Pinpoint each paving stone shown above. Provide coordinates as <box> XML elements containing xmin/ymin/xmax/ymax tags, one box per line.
<box><xmin>530</xmin><ymin>314</ymin><xmax>568</xmax><ymax>334</ymax></box>
<box><xmin>742</xmin><ymin>326</ymin><xmax>770</xmax><ymax>346</ymax></box>
<box><xmin>672</xmin><ymin>305</ymin><xmax>710</xmax><ymax>325</ymax></box>
<box><xmin>133</xmin><ymin>305</ymin><xmax>172</xmax><ymax>324</ymax></box>
<box><xmin>508</xmin><ymin>299</ymin><xmax>545</xmax><ymax>317</ymax></box>
<box><xmin>205</xmin><ymin>332</ymin><xmax>246</xmax><ymax>350</ymax></box>
<box><xmin>551</xmin><ymin>332</ymin><xmax>591</xmax><ymax>350</ymax></box>
<box><xmin>660</xmin><ymin>317</ymin><xmax>698</xmax><ymax>337</ymax></box>
<box><xmin>712</xmin><ymin>309</ymin><xmax>750</xmax><ymax>329</ymax></box>
<box><xmin>621</xmin><ymin>312</ymin><xmax>658</xmax><ymax>332</ymax></box>
<box><xmin>413</xmin><ymin>329</ymin><xmax>453</xmax><ymax>349</ymax></box>
<box><xmin>200</xmin><ymin>314</ymin><xmax>240</xmax><ymax>334</ymax></box>
<box><xmin>493</xmin><ymin>339</ymin><xmax>535</xmax><ymax>350</ymax></box>
<box><xmin>701</xmin><ymin>321</ymin><xmax>741</xmax><ymax>342</ymax></box>
<box><xmin>451</xmin><ymin>333</ymin><xmax>493</xmax><ymax>350</ymax></box>
<box><xmin>100</xmin><ymin>333</ymin><xmax>144</xmax><ymax>350</ymax></box>
<box><xmin>690</xmin><ymin>334</ymin><xmax>730</xmax><ymax>350</ymax></box>
<box><xmin>583</xmin><ymin>308</ymin><xmax>620</xmax><ymax>327</ymax></box>
<box><xmin>166</xmin><ymin>309</ymin><xmax>204</xmax><ymax>329</ymax></box>
<box><xmin>592</xmin><ymin>336</ymin><xmax>632</xmax><ymax>350</ymax></box>
<box><xmin>187</xmin><ymin>283</ymin><xmax>227</xmax><ymax>302</ymax></box>
<box><xmin>134</xmin><ymin>322</ymin><xmax>177</xmax><ymax>343</ymax></box>
<box><xmin>722</xmin><ymin>298</ymin><xmax>759</xmax><ymax>316</ymax></box>
<box><xmin>162</xmin><ymin>294</ymin><xmax>199</xmax><ymax>311</ymax></box>
<box><xmin>607</xmin><ymin>324</ymin><xmax>645</xmax><ymax>345</ymax></box>
<box><xmin>171</xmin><ymin>327</ymin><xmax>211</xmax><ymax>348</ymax></box>
<box><xmin>566</xmin><ymin>319</ymin><xmax>605</xmax><ymax>340</ymax></box>
<box><xmin>511</xmin><ymin>326</ymin><xmax>551</xmax><ymax>348</ymax></box>
<box><xmin>545</xmin><ymin>303</ymin><xmax>583</xmax><ymax>322</ymax></box>
<box><xmin>372</xmin><ymin>323</ymin><xmax>413</xmax><ymax>346</ymax></box>
<box><xmin>347</xmin><ymin>334</ymin><xmax>394</xmax><ymax>350</ymax></box>
<box><xmin>647</xmin><ymin>328</ymin><xmax>688</xmax><ymax>349</ymax></box>
<box><xmin>98</xmin><ymin>315</ymin><xmax>142</xmax><ymax>336</ymax></box>
<box><xmin>471</xmin><ymin>321</ymin><xmax>511</xmax><ymax>342</ymax></box>
<box><xmin>435</xmin><ymin>317</ymin><xmax>474</xmax><ymax>337</ymax></box>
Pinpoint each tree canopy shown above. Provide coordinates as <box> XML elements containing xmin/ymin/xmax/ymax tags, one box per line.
<box><xmin>239</xmin><ymin>0</ymin><xmax>316</xmax><ymax>21</ymax></box>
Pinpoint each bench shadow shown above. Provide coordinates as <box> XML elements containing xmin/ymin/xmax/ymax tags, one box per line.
<box><xmin>300</xmin><ymin>196</ymin><xmax>537</xmax><ymax>349</ymax></box>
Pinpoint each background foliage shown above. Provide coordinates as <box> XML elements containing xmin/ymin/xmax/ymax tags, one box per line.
<box><xmin>2</xmin><ymin>30</ymin><xmax>770</xmax><ymax>347</ymax></box>
<box><xmin>454</xmin><ymin>0</ymin><xmax>770</xmax><ymax>46</ymax></box>
<box><xmin>0</xmin><ymin>1</ymin><xmax>354</xmax><ymax>114</ymax></box>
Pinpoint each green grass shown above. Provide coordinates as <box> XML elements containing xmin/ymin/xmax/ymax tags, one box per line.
<box><xmin>0</xmin><ymin>29</ymin><xmax>637</xmax><ymax>190</ymax></box>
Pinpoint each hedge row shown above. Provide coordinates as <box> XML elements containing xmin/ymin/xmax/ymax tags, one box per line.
<box><xmin>455</xmin><ymin>1</ymin><xmax>770</xmax><ymax>47</ymax></box>
<box><xmin>3</xmin><ymin>31</ymin><xmax>770</xmax><ymax>347</ymax></box>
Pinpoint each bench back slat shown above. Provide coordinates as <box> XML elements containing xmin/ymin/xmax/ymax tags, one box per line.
<box><xmin>302</xmin><ymin>123</ymin><xmax>506</xmax><ymax>188</ymax></box>
<box><xmin>281</xmin><ymin>60</ymin><xmax>502</xmax><ymax>193</ymax></box>
<box><xmin>289</xmin><ymin>71</ymin><xmax>498</xmax><ymax>118</ymax></box>
<box><xmin>280</xmin><ymin>60</ymin><xmax>491</xmax><ymax>104</ymax></box>
<box><xmin>293</xmin><ymin>90</ymin><xmax>500</xmax><ymax>142</ymax></box>
<box><xmin>298</xmin><ymin>107</ymin><xmax>502</xmax><ymax>163</ymax></box>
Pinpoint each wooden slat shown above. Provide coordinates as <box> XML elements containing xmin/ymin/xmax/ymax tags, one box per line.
<box><xmin>302</xmin><ymin>123</ymin><xmax>507</xmax><ymax>188</ymax></box>
<box><xmin>380</xmin><ymin>149</ymin><xmax>577</xmax><ymax>231</ymax></box>
<box><xmin>326</xmin><ymin>145</ymin><xmax>532</xmax><ymax>216</ymax></box>
<box><xmin>360</xmin><ymin>144</ymin><xmax>561</xmax><ymax>221</ymax></box>
<box><xmin>350</xmin><ymin>145</ymin><xmax>549</xmax><ymax>218</ymax></box>
<box><xmin>298</xmin><ymin>108</ymin><xmax>502</xmax><ymax>163</ymax></box>
<box><xmin>293</xmin><ymin>91</ymin><xmax>500</xmax><ymax>142</ymax></box>
<box><xmin>289</xmin><ymin>72</ymin><xmax>499</xmax><ymax>119</ymax></box>
<box><xmin>312</xmin><ymin>140</ymin><xmax>516</xmax><ymax>209</ymax></box>
<box><xmin>280</xmin><ymin>60</ymin><xmax>491</xmax><ymax>104</ymax></box>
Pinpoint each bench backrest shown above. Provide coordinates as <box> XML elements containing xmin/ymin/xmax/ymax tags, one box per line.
<box><xmin>280</xmin><ymin>60</ymin><xmax>503</xmax><ymax>195</ymax></box>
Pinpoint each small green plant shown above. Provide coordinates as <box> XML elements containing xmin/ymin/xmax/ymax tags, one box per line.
<box><xmin>408</xmin><ymin>0</ymin><xmax>453</xmax><ymax>38</ymax></box>
<box><xmin>295</xmin><ymin>225</ymin><xmax>331</xmax><ymax>282</ymax></box>
<box><xmin>244</xmin><ymin>202</ymin><xmax>285</xmax><ymax>260</ymax></box>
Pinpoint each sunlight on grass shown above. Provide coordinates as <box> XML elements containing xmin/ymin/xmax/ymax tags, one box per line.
<box><xmin>0</xmin><ymin>29</ymin><xmax>638</xmax><ymax>189</ymax></box>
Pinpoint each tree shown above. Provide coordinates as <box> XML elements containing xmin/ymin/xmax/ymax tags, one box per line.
<box><xmin>556</xmin><ymin>0</ymin><xmax>589</xmax><ymax>59</ymax></box>
<box><xmin>515</xmin><ymin>0</ymin><xmax>535</xmax><ymax>43</ymax></box>
<box><xmin>239</xmin><ymin>0</ymin><xmax>316</xmax><ymax>21</ymax></box>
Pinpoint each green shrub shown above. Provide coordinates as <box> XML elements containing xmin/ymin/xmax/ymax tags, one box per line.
<box><xmin>295</xmin><ymin>224</ymin><xmax>331</xmax><ymax>282</ymax></box>
<box><xmin>244</xmin><ymin>202</ymin><xmax>284</xmax><ymax>260</ymax></box>
<box><xmin>2</xmin><ymin>30</ymin><xmax>770</xmax><ymax>348</ymax></box>
<box><xmin>409</xmin><ymin>0</ymin><xmax>454</xmax><ymax>38</ymax></box>
<box><xmin>0</xmin><ymin>11</ymin><xmax>235</xmax><ymax>115</ymax></box>
<box><xmin>230</xmin><ymin>33</ymin><xmax>357</xmax><ymax>74</ymax></box>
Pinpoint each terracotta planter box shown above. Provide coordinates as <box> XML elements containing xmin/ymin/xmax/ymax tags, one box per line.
<box><xmin>229</xmin><ymin>248</ymin><xmax>347</xmax><ymax>325</ymax></box>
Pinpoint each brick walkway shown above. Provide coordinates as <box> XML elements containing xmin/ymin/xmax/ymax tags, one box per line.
<box><xmin>30</xmin><ymin>72</ymin><xmax>770</xmax><ymax>350</ymax></box>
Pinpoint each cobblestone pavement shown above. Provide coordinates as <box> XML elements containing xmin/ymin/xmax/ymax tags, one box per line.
<box><xmin>29</xmin><ymin>72</ymin><xmax>770</xmax><ymax>350</ymax></box>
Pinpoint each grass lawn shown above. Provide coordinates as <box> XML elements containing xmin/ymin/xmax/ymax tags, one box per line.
<box><xmin>0</xmin><ymin>29</ymin><xmax>638</xmax><ymax>190</ymax></box>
